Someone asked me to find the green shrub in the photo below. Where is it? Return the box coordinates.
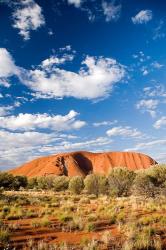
[37,176,55,190]
[53,176,69,192]
[84,174,108,196]
[0,229,10,244]
[0,172,14,190]
[58,214,73,222]
[132,173,157,198]
[85,222,96,232]
[146,165,166,187]
[12,175,28,190]
[108,167,136,197]
[69,176,84,194]
[27,177,38,189]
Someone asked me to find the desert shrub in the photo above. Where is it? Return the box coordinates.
[27,177,38,189]
[123,225,162,250]
[40,217,51,227]
[31,219,40,228]
[146,165,166,187]
[85,222,96,232]
[0,229,10,244]
[0,172,27,190]
[12,175,28,190]
[0,172,14,190]
[69,176,84,194]
[108,167,136,197]
[58,214,73,222]
[132,173,157,198]
[84,174,108,196]
[37,176,55,190]
[53,176,69,192]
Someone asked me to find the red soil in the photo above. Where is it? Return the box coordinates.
[9,151,157,177]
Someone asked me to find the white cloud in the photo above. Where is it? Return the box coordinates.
[67,0,82,8]
[53,136,112,151]
[41,54,74,70]
[21,55,126,100]
[0,106,14,116]
[151,61,163,69]
[0,48,18,78]
[12,0,45,40]
[102,1,121,22]
[0,130,62,169]
[132,10,153,24]
[143,85,166,98]
[0,48,126,100]
[0,110,86,131]
[125,139,166,151]
[153,20,165,40]
[93,120,117,127]
[0,131,113,170]
[136,99,159,110]
[154,116,166,129]
[136,99,159,117]
[106,126,143,138]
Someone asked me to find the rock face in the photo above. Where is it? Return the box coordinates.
[9,151,157,178]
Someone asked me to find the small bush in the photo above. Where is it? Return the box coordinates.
[12,175,28,190]
[58,214,73,223]
[146,165,166,187]
[53,176,69,192]
[85,222,96,232]
[132,173,157,198]
[84,174,108,196]
[0,229,10,244]
[27,177,38,189]
[108,167,136,197]
[69,176,84,194]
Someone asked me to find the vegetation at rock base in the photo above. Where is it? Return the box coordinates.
[0,165,166,249]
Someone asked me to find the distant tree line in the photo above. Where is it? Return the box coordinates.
[1,165,166,198]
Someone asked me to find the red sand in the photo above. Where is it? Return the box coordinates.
[9,151,157,177]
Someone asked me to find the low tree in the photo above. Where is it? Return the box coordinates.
[27,177,38,189]
[132,173,157,198]
[108,167,136,197]
[0,172,14,190]
[146,165,166,187]
[37,176,55,190]
[53,176,69,192]
[12,176,28,190]
[69,176,84,194]
[84,174,108,197]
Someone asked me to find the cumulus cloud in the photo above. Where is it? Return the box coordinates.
[41,54,74,70]
[0,48,19,78]
[106,126,143,138]
[154,116,166,129]
[0,48,125,100]
[132,10,153,24]
[93,120,117,127]
[102,1,121,22]
[22,55,126,100]
[0,129,112,169]
[0,110,86,131]
[0,106,15,116]
[67,0,82,8]
[0,48,126,100]
[125,139,166,152]
[136,99,159,117]
[143,85,166,98]
[0,130,63,169]
[12,0,45,40]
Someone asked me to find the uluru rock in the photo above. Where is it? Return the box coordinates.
[9,151,157,178]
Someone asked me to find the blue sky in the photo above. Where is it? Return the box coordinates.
[0,0,166,170]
